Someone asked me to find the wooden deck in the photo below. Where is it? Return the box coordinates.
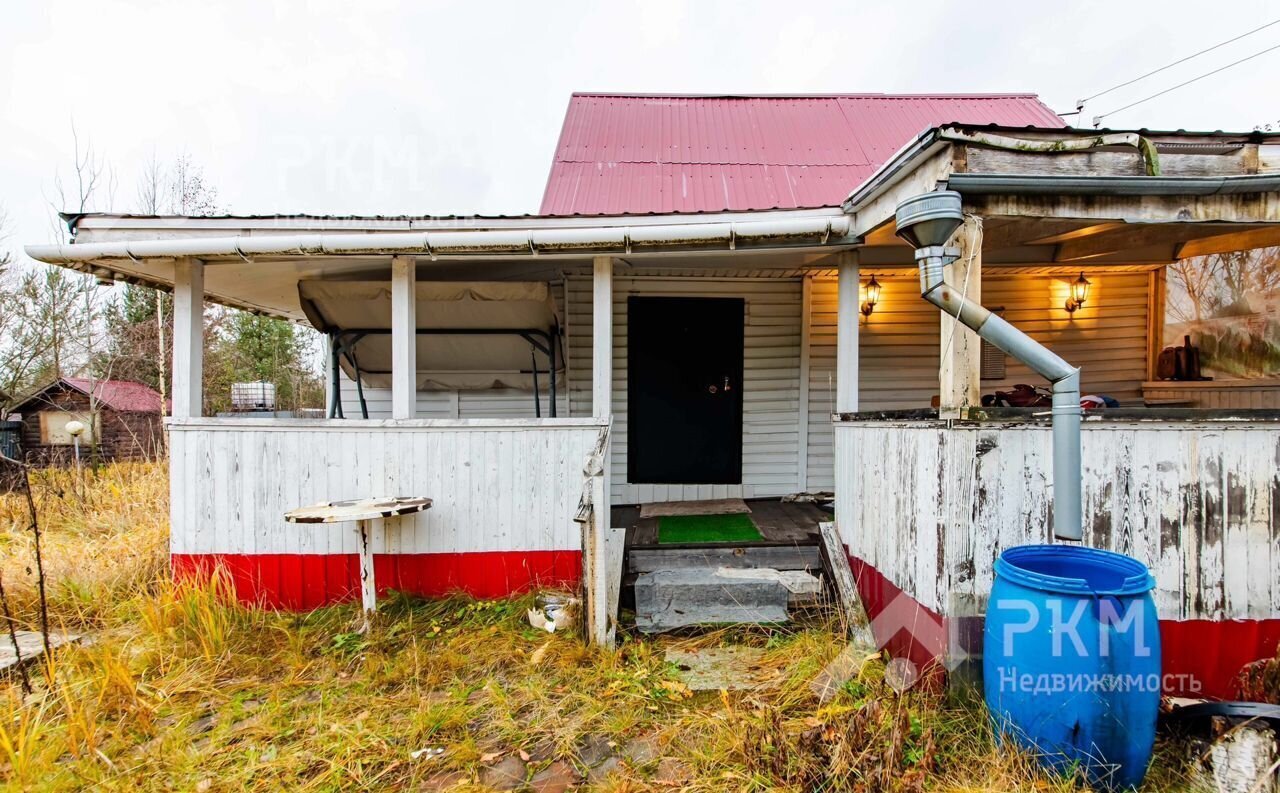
[615,499,830,549]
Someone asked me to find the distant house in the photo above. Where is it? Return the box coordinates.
[10,377,166,465]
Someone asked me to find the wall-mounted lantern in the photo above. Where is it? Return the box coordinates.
[1065,272,1091,314]
[861,275,881,318]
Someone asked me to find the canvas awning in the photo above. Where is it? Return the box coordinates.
[299,281,563,392]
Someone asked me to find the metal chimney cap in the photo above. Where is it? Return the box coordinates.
[894,190,964,250]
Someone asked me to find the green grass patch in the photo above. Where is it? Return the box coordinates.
[657,512,763,544]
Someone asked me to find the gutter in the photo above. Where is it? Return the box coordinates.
[26,215,856,265]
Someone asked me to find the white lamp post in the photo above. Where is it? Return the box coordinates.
[65,419,86,496]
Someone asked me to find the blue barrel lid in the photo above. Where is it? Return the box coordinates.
[994,544,1156,596]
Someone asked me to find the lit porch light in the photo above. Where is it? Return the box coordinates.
[1065,272,1091,314]
[861,275,881,318]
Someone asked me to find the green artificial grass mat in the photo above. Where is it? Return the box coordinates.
[657,513,763,544]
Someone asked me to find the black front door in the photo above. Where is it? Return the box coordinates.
[627,296,744,484]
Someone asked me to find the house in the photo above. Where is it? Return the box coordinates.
[10,377,166,465]
[26,93,1280,697]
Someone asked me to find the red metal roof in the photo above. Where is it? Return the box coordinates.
[540,93,1065,215]
[62,378,165,413]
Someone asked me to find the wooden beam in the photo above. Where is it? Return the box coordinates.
[1024,222,1125,246]
[978,219,1118,251]
[939,218,982,417]
[391,255,416,419]
[1175,224,1280,259]
[171,257,204,420]
[1055,223,1226,261]
[836,251,860,413]
[964,193,1280,225]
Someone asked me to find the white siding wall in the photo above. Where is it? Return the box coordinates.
[338,376,569,419]
[981,273,1151,402]
[170,418,604,556]
[566,273,804,504]
[329,269,1152,505]
[810,271,1152,490]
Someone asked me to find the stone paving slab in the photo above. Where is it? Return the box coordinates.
[0,630,80,674]
[665,646,779,691]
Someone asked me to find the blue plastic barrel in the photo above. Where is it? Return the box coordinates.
[983,545,1160,791]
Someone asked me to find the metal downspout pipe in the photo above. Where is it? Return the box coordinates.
[894,192,1083,541]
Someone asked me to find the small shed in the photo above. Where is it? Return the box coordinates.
[11,377,166,465]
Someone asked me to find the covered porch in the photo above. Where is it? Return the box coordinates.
[29,210,858,644]
[834,124,1280,696]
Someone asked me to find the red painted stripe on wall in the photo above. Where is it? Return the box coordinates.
[848,553,1280,699]
[1161,618,1280,699]
[172,551,582,610]
[848,555,948,678]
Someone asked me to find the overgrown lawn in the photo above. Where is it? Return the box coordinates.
[1,463,1200,791]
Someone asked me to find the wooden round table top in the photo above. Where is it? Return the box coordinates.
[283,497,432,524]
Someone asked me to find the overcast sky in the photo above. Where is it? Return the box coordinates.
[3,0,1278,266]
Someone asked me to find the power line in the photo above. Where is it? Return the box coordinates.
[1081,18,1280,104]
[1092,41,1280,127]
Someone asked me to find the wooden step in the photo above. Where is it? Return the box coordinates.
[632,567,824,634]
[626,543,822,574]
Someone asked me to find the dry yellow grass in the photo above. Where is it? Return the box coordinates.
[0,462,1201,791]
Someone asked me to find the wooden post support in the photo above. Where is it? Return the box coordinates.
[592,256,613,419]
[391,255,417,420]
[588,260,617,647]
[357,518,376,631]
[938,217,982,418]
[171,257,204,419]
[835,251,860,414]
[796,274,813,491]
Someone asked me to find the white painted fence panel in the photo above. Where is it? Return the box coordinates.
[835,418,1280,621]
[169,418,606,556]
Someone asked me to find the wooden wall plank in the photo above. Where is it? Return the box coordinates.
[834,420,1280,621]
[169,422,604,558]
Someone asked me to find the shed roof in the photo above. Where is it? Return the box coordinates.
[12,378,165,414]
[539,93,1065,215]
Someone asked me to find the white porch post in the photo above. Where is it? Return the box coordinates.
[938,218,983,417]
[796,274,813,492]
[592,256,613,418]
[835,251,860,414]
[586,255,616,646]
[171,257,204,419]
[391,255,417,420]
[833,251,861,563]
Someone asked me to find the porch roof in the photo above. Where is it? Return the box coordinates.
[26,208,856,321]
[24,124,1280,324]
[842,123,1280,265]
